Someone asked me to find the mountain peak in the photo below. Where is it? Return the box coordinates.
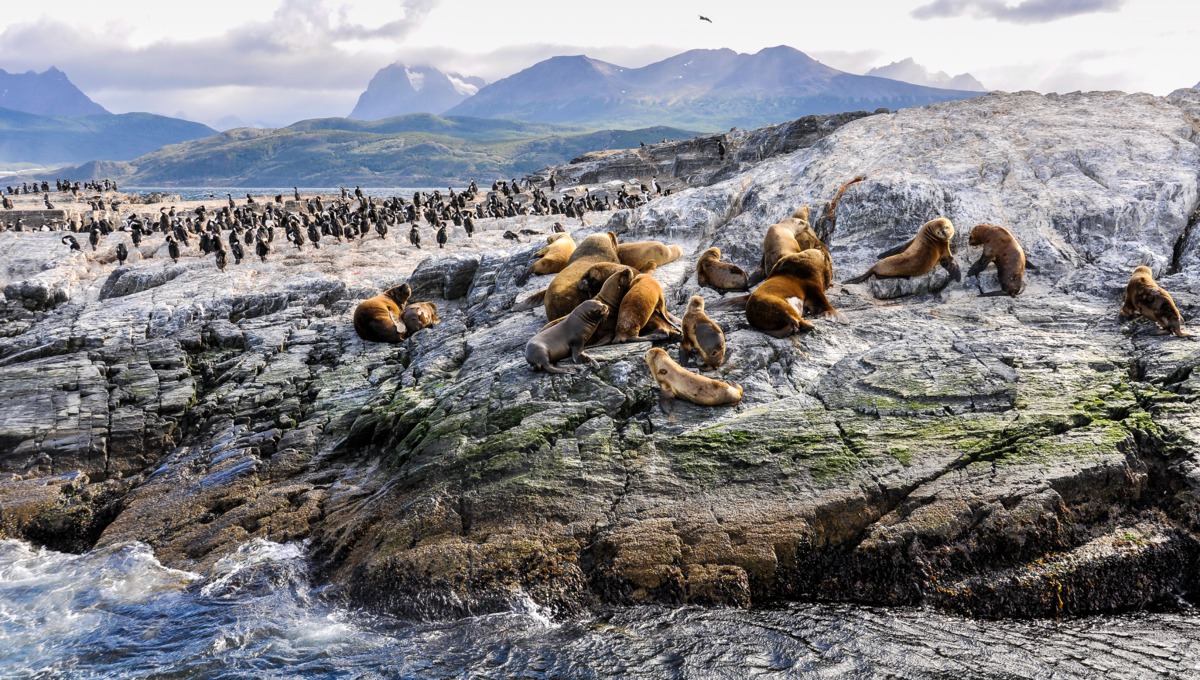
[866,58,987,92]
[348,62,486,121]
[0,66,109,116]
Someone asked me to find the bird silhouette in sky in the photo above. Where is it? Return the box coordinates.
[699,15,712,22]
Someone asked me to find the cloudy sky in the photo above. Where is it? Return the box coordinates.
[1,0,1195,129]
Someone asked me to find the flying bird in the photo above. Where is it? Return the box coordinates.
[699,15,712,22]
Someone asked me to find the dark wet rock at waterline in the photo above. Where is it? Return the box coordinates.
[3,89,1200,621]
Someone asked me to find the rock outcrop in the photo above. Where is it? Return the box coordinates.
[3,89,1200,621]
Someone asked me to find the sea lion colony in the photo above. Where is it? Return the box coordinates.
[362,176,1188,417]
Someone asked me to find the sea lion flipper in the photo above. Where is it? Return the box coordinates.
[657,387,677,419]
[708,294,751,311]
[940,257,962,282]
[512,289,547,312]
[843,270,872,285]
[747,267,767,287]
[966,254,991,278]
[877,238,914,260]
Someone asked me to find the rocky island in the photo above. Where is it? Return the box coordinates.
[2,88,1200,622]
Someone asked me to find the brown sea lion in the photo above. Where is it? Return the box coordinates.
[645,347,743,420]
[401,301,441,336]
[518,233,576,285]
[746,249,845,338]
[541,265,637,346]
[613,273,682,343]
[576,262,637,298]
[680,296,726,370]
[696,247,749,293]
[542,232,621,319]
[756,205,834,286]
[352,283,411,343]
[525,300,611,373]
[844,217,961,285]
[617,241,684,272]
[1119,266,1189,336]
[967,223,1026,296]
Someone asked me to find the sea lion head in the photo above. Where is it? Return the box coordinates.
[384,283,412,305]
[791,205,811,224]
[968,223,995,247]
[577,299,610,324]
[687,295,706,313]
[644,346,670,375]
[701,246,721,261]
[921,217,955,244]
[1131,265,1154,281]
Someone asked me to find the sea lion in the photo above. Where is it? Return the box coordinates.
[644,347,743,419]
[525,299,611,374]
[352,283,412,343]
[542,231,621,319]
[401,301,441,336]
[680,296,726,369]
[518,233,577,285]
[1119,266,1189,336]
[967,223,1026,296]
[746,249,845,338]
[617,241,684,272]
[756,206,833,285]
[613,273,682,343]
[845,217,961,285]
[696,247,749,293]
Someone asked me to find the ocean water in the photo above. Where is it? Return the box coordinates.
[2,538,1199,678]
[125,187,460,202]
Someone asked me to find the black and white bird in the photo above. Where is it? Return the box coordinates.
[116,242,128,265]
[436,224,448,248]
[256,238,270,263]
[62,234,81,251]
[166,235,180,263]
[409,224,421,249]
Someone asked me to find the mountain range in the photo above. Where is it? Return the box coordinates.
[865,58,987,92]
[349,65,486,121]
[0,67,109,117]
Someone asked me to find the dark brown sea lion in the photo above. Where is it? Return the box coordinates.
[525,299,611,373]
[1119,266,1189,336]
[352,283,411,343]
[645,347,743,420]
[756,205,834,286]
[696,247,749,293]
[680,296,726,370]
[613,273,681,343]
[844,217,960,284]
[401,301,441,336]
[617,241,683,272]
[746,249,845,338]
[967,223,1026,296]
[541,265,637,346]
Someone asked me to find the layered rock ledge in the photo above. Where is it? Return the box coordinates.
[3,89,1200,620]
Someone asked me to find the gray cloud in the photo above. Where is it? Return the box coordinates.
[911,0,1124,24]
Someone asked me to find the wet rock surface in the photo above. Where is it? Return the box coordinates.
[3,89,1200,620]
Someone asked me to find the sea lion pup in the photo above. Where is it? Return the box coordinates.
[617,240,684,272]
[967,223,1026,296]
[525,300,611,374]
[746,249,845,338]
[1119,266,1190,336]
[844,217,961,285]
[352,283,411,343]
[696,246,749,293]
[401,301,441,336]
[613,273,682,343]
[644,347,742,419]
[516,231,621,318]
[517,233,576,285]
[680,296,726,370]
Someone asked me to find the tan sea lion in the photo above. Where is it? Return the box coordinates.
[401,301,441,336]
[756,205,834,286]
[967,223,1026,296]
[746,249,845,338]
[352,283,411,343]
[613,273,682,343]
[617,241,684,272]
[696,247,749,293]
[844,217,961,284]
[645,347,743,419]
[518,233,576,285]
[541,232,621,319]
[541,265,636,346]
[680,296,726,369]
[1119,266,1189,336]
[525,299,611,373]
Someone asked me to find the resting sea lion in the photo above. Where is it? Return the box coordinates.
[401,301,441,336]
[576,262,636,298]
[756,205,833,286]
[514,231,620,318]
[680,296,726,369]
[617,241,683,272]
[644,347,743,419]
[541,265,636,346]
[1119,266,1189,336]
[746,249,845,338]
[845,217,961,285]
[696,247,749,293]
[967,223,1025,296]
[613,273,682,343]
[518,233,576,285]
[353,283,411,343]
[525,300,611,373]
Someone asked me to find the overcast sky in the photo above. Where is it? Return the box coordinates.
[1,0,1195,129]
